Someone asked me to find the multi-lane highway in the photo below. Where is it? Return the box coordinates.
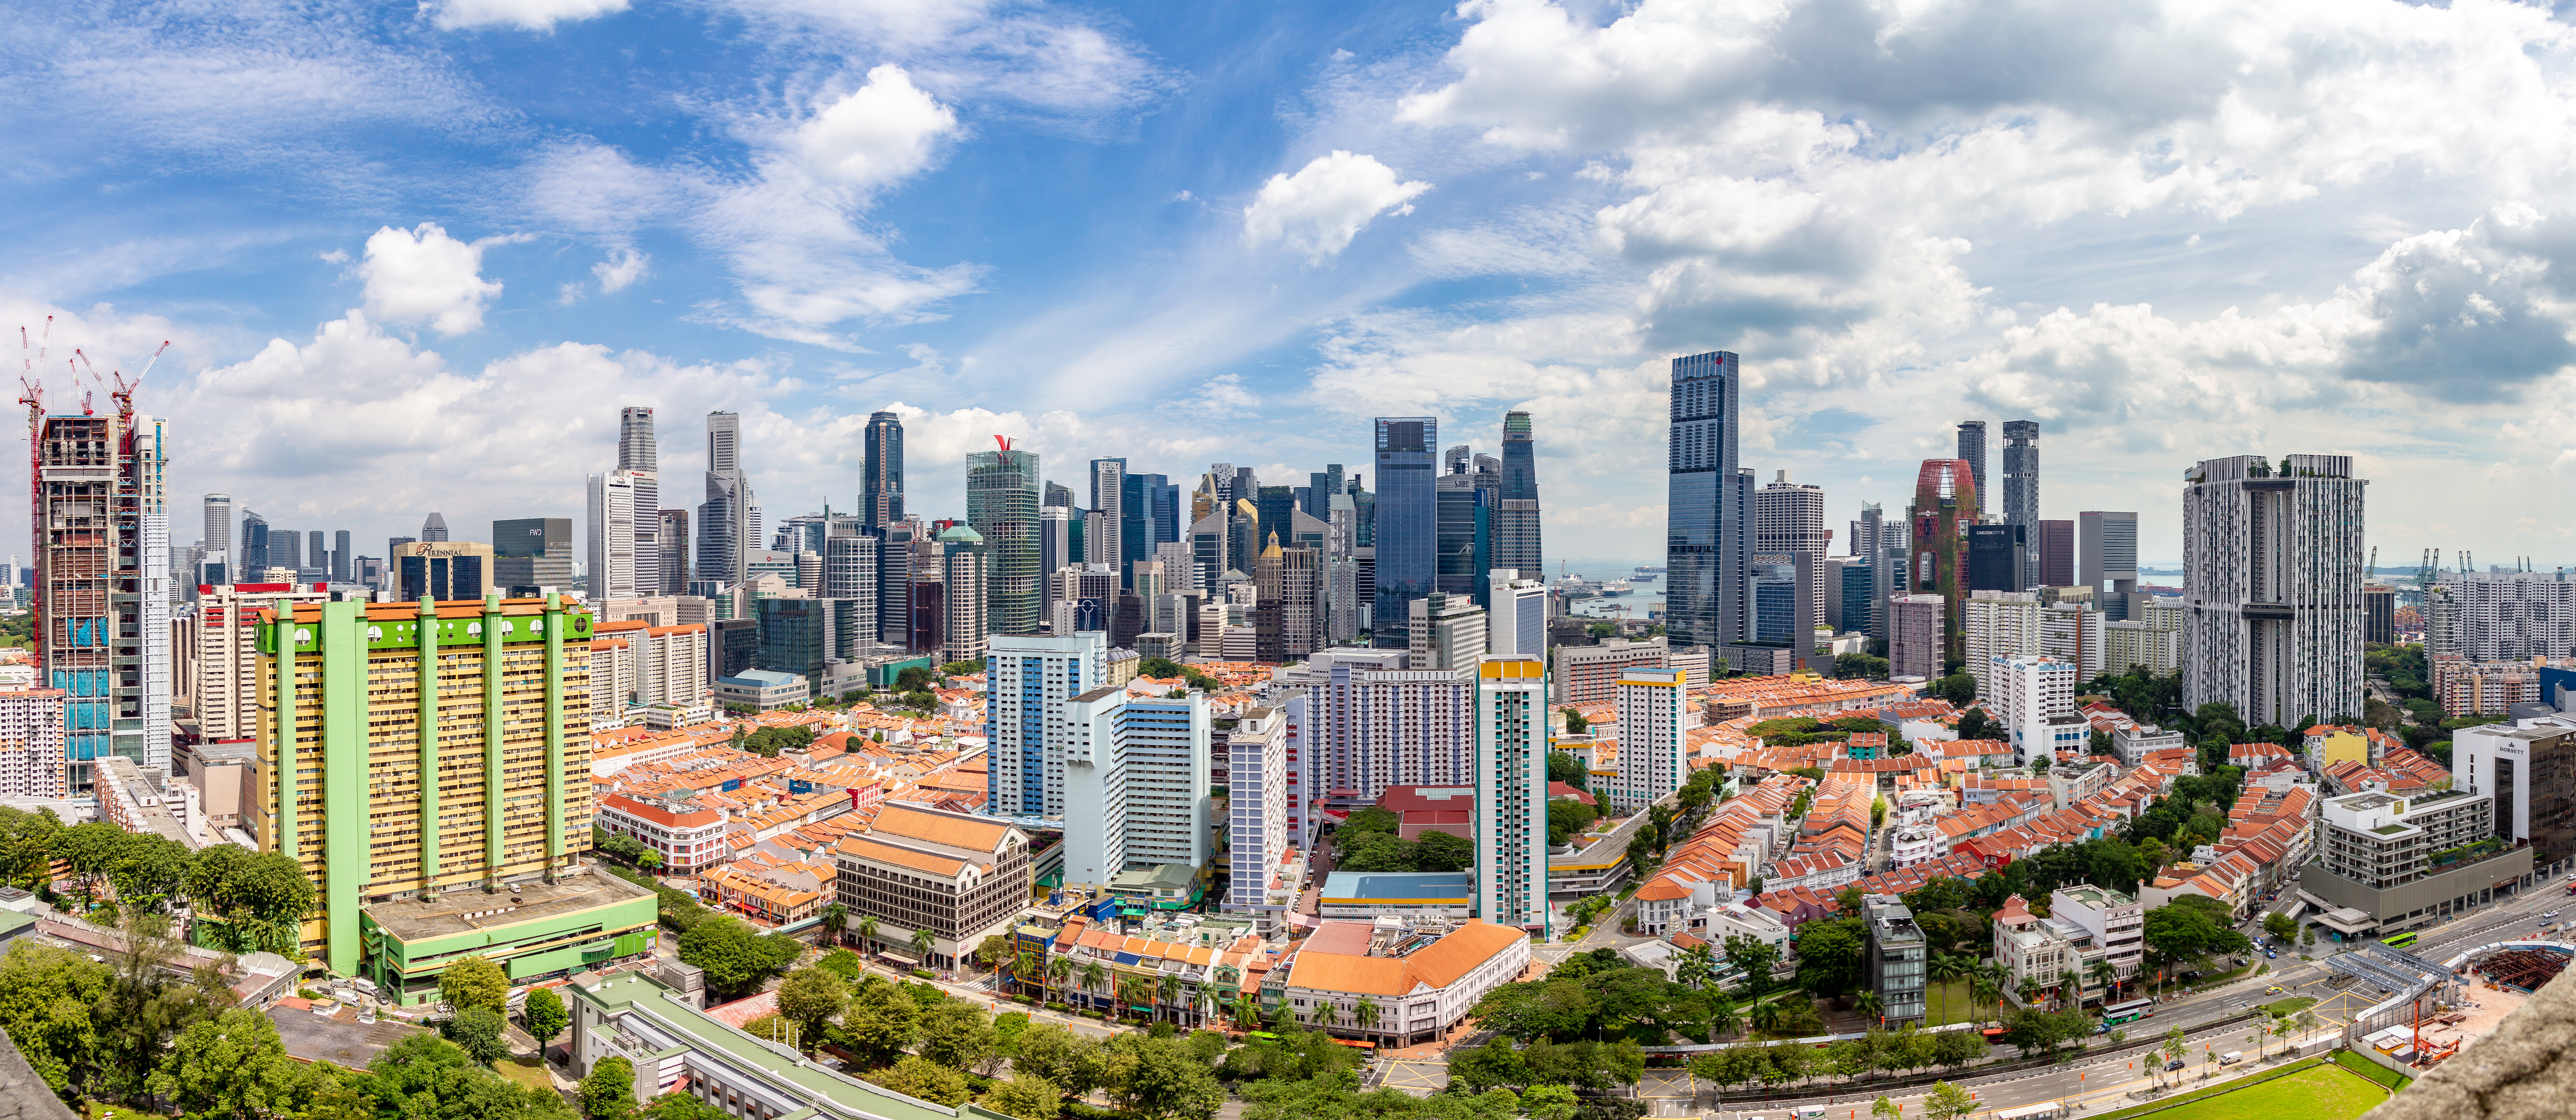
[1693,870,2572,1119]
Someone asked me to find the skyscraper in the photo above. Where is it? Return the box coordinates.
[495,517,574,594]
[1089,458,1126,580]
[588,470,647,599]
[2037,520,2075,587]
[240,510,270,576]
[861,411,904,532]
[1908,458,1979,662]
[658,509,690,594]
[421,513,449,542]
[2181,454,2368,728]
[2079,510,2140,618]
[307,531,327,575]
[1756,470,1828,623]
[1666,351,1746,651]
[1967,523,2028,592]
[2001,420,2038,582]
[203,494,233,582]
[1372,417,1438,648]
[970,441,1044,637]
[1955,421,1988,515]
[1495,411,1542,579]
[333,529,352,582]
[699,412,758,586]
[618,406,661,595]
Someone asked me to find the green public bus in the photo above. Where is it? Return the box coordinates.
[2100,998,2155,1026]
[2383,931,2420,949]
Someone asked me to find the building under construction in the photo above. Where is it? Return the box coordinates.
[19,326,172,793]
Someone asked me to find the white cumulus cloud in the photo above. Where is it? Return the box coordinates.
[1242,151,1432,264]
[357,223,507,336]
[793,66,960,190]
[592,248,649,292]
[425,0,631,32]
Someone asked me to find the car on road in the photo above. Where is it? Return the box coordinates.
[2545,911,2560,920]
[2265,985,2286,994]
[2165,1058,2186,1071]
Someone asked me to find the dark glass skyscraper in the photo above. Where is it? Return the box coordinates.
[1371,417,1437,648]
[2002,420,2038,585]
[240,510,269,576]
[1955,421,1988,516]
[1496,410,1541,576]
[1666,352,1746,651]
[862,410,904,532]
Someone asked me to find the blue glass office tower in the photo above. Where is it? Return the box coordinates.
[1372,417,1437,648]
[1122,472,1175,576]
[862,411,904,532]
[1666,352,1747,651]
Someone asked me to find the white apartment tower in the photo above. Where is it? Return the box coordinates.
[1223,708,1293,930]
[2181,454,2368,727]
[1889,594,1945,680]
[1991,654,2082,763]
[1409,592,1488,672]
[1962,590,2044,690]
[587,469,648,600]
[2429,572,2576,660]
[185,582,329,743]
[2040,602,2105,679]
[985,631,1108,819]
[1276,650,1473,807]
[1060,687,1211,888]
[1612,668,1686,811]
[1475,656,1551,934]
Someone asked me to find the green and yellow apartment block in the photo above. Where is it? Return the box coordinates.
[254,594,657,1003]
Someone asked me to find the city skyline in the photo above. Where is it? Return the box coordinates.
[5,3,2571,564]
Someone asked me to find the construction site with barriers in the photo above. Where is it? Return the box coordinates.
[2343,939,2573,1070]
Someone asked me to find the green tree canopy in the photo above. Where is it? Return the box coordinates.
[440,954,510,1015]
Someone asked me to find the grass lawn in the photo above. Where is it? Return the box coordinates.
[2093,1062,2385,1120]
[1919,980,1985,1027]
[2262,996,2318,1017]
[496,1056,555,1093]
[2332,1050,2413,1092]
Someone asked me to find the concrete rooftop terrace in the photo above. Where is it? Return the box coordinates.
[363,868,652,942]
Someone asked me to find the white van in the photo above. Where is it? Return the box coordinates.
[2220,1051,2244,1065]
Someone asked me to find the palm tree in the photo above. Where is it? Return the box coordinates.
[1157,973,1183,1026]
[1749,999,1785,1036]
[1854,990,1884,1025]
[910,927,937,969]
[1708,995,1741,1042]
[1929,953,1968,1026]
[2294,1008,2319,1044]
[1353,998,1382,1043]
[1233,999,1259,1030]
[857,915,880,956]
[1082,961,1108,1010]
[2018,976,2044,1010]
[1047,957,1073,1006]
[2087,958,2119,1005]
[821,903,849,947]
[1969,977,2001,1027]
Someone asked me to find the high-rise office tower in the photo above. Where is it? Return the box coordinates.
[1488,570,1547,657]
[658,509,689,594]
[877,519,923,648]
[1435,460,1492,603]
[969,441,1044,637]
[253,596,596,974]
[617,406,661,596]
[821,528,878,659]
[1253,541,1324,662]
[2181,454,2368,727]
[1473,656,1550,935]
[1043,481,1073,510]
[1955,421,1988,515]
[204,494,234,582]
[1060,686,1210,888]
[421,513,450,542]
[305,531,326,576]
[333,529,352,582]
[938,526,990,664]
[2001,420,2038,581]
[1372,417,1438,647]
[1088,458,1126,579]
[1495,412,1545,579]
[588,471,647,599]
[495,517,574,594]
[1967,523,2028,592]
[241,511,270,576]
[1908,458,1979,662]
[1756,470,1829,624]
[862,411,904,532]
[274,529,302,572]
[2080,510,2140,620]
[699,412,758,586]
[1667,351,1746,651]
[2037,520,2075,587]
[1851,501,1888,640]
[1306,465,1345,518]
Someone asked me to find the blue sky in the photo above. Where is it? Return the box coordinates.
[8,0,2576,568]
